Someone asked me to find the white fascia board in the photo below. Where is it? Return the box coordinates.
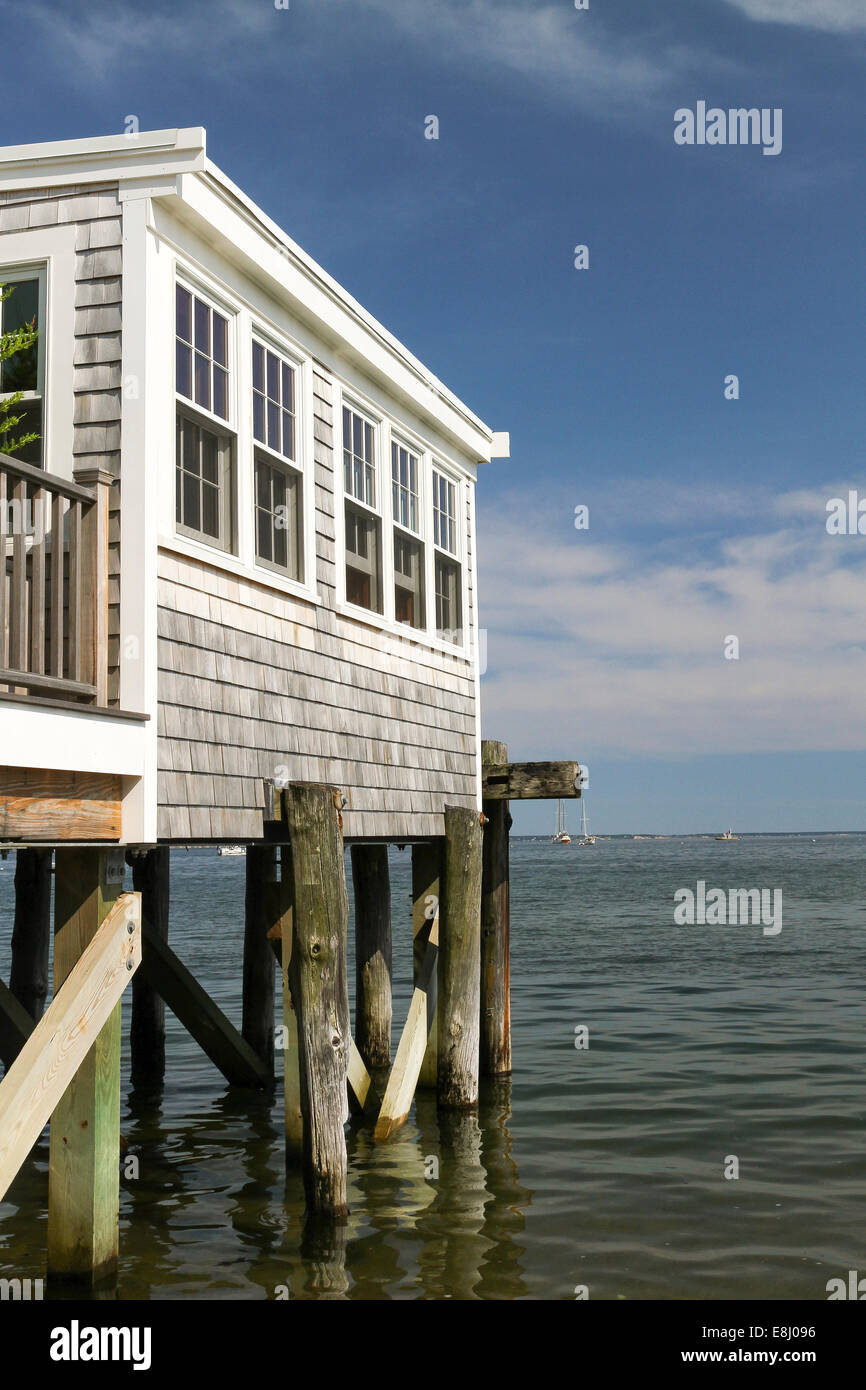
[0,127,206,192]
[0,706,148,779]
[175,164,495,463]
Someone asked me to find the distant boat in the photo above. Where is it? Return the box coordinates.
[577,798,596,846]
[218,844,247,856]
[715,829,739,841]
[552,800,571,844]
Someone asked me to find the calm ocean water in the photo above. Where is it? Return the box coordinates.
[1,834,864,1301]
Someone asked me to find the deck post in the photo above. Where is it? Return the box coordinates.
[47,846,123,1286]
[481,740,512,1076]
[285,783,350,1218]
[350,844,392,1071]
[437,805,483,1110]
[243,843,277,1076]
[129,845,170,1088]
[412,841,442,1088]
[9,847,52,1021]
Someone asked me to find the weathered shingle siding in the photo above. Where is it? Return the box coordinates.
[157,363,478,840]
[0,183,123,703]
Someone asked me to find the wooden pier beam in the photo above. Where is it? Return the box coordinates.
[285,783,350,1218]
[437,805,483,1110]
[9,847,52,1022]
[129,846,170,1089]
[350,844,392,1071]
[412,841,442,1089]
[47,847,124,1286]
[243,844,278,1076]
[481,741,512,1076]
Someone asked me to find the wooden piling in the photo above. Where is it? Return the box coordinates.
[243,844,277,1075]
[285,783,350,1218]
[437,805,483,1110]
[350,844,392,1071]
[129,845,170,1088]
[279,844,303,1158]
[412,841,441,1089]
[481,741,512,1076]
[47,847,123,1285]
[9,848,52,1022]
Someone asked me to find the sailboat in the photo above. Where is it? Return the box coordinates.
[552,800,571,844]
[577,798,596,846]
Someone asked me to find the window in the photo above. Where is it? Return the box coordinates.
[343,404,382,612]
[176,284,229,420]
[392,440,424,629]
[255,454,302,579]
[432,467,462,642]
[176,412,233,548]
[253,341,296,461]
[175,280,234,550]
[252,339,303,581]
[343,404,375,506]
[0,270,44,466]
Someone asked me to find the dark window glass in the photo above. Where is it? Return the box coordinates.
[345,501,382,612]
[176,285,192,343]
[254,454,301,580]
[435,553,462,642]
[394,530,424,629]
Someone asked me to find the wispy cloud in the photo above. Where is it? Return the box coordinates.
[11,0,727,115]
[478,481,866,760]
[724,0,866,33]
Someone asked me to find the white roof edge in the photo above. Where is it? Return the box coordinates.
[0,127,207,191]
[0,128,499,460]
[200,157,494,454]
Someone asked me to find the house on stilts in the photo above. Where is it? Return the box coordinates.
[0,128,579,1286]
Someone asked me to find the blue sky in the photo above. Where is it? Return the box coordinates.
[3,0,864,833]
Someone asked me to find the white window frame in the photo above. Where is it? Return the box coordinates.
[391,431,426,632]
[0,263,48,467]
[339,394,386,618]
[430,459,465,647]
[334,380,470,657]
[250,330,307,585]
[174,272,237,553]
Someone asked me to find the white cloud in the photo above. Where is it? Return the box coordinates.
[14,0,713,113]
[478,483,866,761]
[724,0,866,32]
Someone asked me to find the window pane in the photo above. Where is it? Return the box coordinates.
[252,341,264,392]
[212,313,228,367]
[435,553,462,641]
[176,285,192,342]
[202,481,219,538]
[213,366,228,420]
[201,431,218,485]
[257,460,271,508]
[282,411,294,460]
[345,502,381,612]
[253,392,265,443]
[266,351,279,402]
[282,363,294,412]
[194,298,210,353]
[1,279,39,393]
[194,352,210,411]
[176,341,192,398]
[257,506,273,561]
[267,400,280,450]
[394,530,424,629]
[183,469,200,533]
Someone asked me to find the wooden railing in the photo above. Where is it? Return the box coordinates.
[0,451,111,705]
